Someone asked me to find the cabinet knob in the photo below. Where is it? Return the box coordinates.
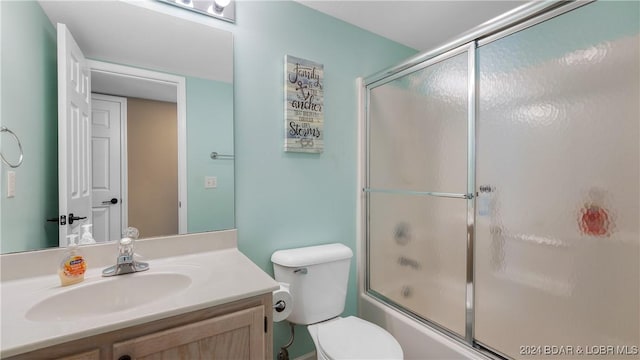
[118,356,132,360]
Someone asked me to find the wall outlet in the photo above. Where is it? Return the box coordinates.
[7,171,16,198]
[205,176,217,189]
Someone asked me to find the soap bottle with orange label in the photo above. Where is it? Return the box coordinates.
[59,234,87,286]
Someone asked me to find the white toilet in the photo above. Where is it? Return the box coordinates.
[271,243,403,360]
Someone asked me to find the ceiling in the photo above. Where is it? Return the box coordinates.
[39,0,233,83]
[295,1,529,51]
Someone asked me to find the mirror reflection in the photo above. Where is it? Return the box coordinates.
[0,0,234,253]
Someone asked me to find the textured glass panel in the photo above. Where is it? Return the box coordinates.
[475,2,640,358]
[369,52,468,193]
[368,192,467,336]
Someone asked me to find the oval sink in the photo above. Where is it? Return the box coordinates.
[26,273,191,322]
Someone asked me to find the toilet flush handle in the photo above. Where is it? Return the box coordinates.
[293,268,308,274]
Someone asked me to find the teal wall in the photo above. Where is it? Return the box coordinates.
[0,1,58,253]
[186,77,235,232]
[225,2,417,357]
[1,1,417,356]
[0,0,235,250]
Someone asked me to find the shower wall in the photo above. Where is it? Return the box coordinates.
[365,1,639,358]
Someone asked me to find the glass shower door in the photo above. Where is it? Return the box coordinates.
[475,1,640,357]
[366,48,471,337]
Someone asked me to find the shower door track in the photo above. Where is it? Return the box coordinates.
[361,1,595,359]
[364,1,592,87]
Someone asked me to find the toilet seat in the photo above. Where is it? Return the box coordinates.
[315,316,403,359]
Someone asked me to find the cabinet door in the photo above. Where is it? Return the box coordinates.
[57,349,101,360]
[113,306,265,360]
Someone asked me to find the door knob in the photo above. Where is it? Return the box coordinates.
[68,213,87,225]
[102,198,118,205]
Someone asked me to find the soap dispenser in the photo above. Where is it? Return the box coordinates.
[58,234,87,286]
[79,224,96,245]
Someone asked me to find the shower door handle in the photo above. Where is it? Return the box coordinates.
[363,188,473,199]
[422,191,472,199]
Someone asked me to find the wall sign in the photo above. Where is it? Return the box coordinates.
[284,55,324,153]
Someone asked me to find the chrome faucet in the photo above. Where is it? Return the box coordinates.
[102,228,149,277]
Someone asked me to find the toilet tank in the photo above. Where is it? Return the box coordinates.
[271,243,353,325]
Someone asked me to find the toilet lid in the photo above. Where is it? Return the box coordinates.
[317,316,403,359]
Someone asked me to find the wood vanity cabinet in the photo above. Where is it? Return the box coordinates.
[112,305,264,359]
[7,294,273,360]
[57,350,101,360]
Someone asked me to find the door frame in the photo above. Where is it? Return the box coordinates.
[88,60,188,234]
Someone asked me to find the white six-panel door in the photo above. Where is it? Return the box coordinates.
[58,23,92,246]
[91,94,125,243]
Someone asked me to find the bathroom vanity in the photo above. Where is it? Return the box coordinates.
[8,294,270,360]
[0,231,279,360]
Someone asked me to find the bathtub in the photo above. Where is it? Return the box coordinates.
[359,293,488,360]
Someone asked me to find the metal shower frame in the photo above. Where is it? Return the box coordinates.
[360,1,594,358]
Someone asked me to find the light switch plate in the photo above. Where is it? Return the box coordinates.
[205,176,217,189]
[7,171,16,198]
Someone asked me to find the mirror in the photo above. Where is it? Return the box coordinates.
[0,0,234,253]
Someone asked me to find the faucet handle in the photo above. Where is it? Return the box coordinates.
[119,236,135,257]
[102,230,148,277]
[124,226,139,239]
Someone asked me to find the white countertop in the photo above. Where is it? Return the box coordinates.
[0,231,279,358]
